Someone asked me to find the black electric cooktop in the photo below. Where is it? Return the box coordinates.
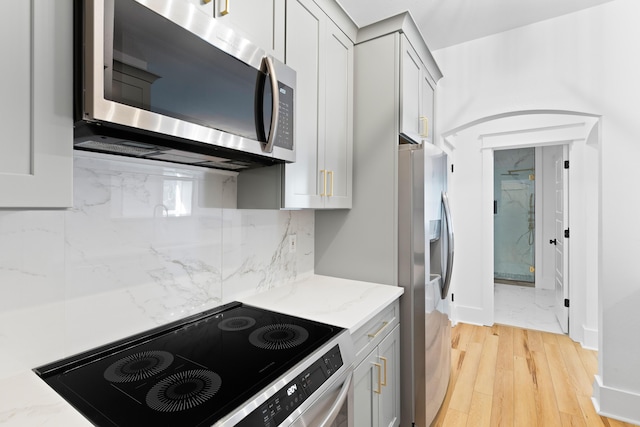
[34,302,343,426]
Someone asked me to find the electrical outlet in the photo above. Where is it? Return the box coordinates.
[288,234,297,254]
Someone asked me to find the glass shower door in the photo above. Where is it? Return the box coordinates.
[494,148,535,284]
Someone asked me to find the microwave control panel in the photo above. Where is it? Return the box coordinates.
[274,82,294,150]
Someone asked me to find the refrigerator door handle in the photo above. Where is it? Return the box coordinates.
[441,191,454,299]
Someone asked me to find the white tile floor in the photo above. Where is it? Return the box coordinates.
[494,283,565,334]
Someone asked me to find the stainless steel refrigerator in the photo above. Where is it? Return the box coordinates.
[398,143,454,427]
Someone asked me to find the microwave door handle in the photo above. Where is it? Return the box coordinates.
[441,191,455,299]
[262,56,279,153]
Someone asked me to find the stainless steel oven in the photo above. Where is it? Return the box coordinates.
[228,333,354,427]
[34,302,354,427]
[74,0,296,170]
[289,370,353,427]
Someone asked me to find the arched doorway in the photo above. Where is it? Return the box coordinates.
[440,110,599,347]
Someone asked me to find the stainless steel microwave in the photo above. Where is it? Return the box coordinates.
[74,0,296,170]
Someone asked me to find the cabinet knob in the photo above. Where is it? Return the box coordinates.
[549,239,557,245]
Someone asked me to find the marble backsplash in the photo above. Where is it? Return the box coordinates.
[0,152,314,378]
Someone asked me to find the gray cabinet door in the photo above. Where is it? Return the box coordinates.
[354,349,380,427]
[283,0,353,209]
[0,1,73,207]
[213,0,285,62]
[378,325,400,427]
[283,0,324,208]
[323,19,353,209]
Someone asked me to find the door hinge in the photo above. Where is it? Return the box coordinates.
[494,200,497,214]
[564,298,570,308]
[564,228,570,238]
[564,160,570,169]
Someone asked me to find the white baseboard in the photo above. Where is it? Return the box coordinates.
[592,375,640,425]
[451,304,492,326]
[581,325,598,350]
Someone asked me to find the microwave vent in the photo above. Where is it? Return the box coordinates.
[75,140,160,156]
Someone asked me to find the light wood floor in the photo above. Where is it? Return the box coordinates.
[431,323,638,427]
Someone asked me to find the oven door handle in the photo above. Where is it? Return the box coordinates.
[316,372,353,427]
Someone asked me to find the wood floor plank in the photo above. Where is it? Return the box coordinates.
[561,411,587,427]
[467,391,493,427]
[452,323,472,351]
[441,408,468,427]
[449,342,483,413]
[526,329,545,353]
[431,323,639,427]
[495,324,515,372]
[545,341,584,416]
[490,368,514,427]
[541,330,560,346]
[471,324,489,345]
[531,349,563,426]
[557,335,594,396]
[575,344,598,379]
[514,328,532,359]
[514,355,538,426]
[474,333,500,395]
[575,394,607,427]
[432,349,465,427]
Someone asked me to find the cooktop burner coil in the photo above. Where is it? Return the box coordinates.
[146,369,222,413]
[103,350,174,383]
[248,324,309,350]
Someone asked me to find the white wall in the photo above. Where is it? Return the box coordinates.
[0,152,314,379]
[433,0,640,422]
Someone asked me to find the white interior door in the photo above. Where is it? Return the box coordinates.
[554,145,569,333]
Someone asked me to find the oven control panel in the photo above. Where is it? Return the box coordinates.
[236,345,344,427]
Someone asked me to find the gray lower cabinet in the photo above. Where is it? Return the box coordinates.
[0,0,73,208]
[353,317,400,427]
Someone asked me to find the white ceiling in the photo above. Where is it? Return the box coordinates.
[336,0,616,50]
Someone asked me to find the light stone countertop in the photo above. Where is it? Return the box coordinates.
[240,274,403,333]
[0,275,402,426]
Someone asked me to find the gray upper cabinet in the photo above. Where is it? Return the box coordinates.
[213,0,285,62]
[283,0,354,209]
[0,0,73,208]
[400,35,436,142]
[185,0,285,63]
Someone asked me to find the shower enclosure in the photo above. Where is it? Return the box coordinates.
[494,148,535,284]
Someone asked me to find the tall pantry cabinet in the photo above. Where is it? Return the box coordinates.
[0,0,73,208]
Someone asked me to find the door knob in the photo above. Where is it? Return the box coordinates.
[549,239,557,245]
